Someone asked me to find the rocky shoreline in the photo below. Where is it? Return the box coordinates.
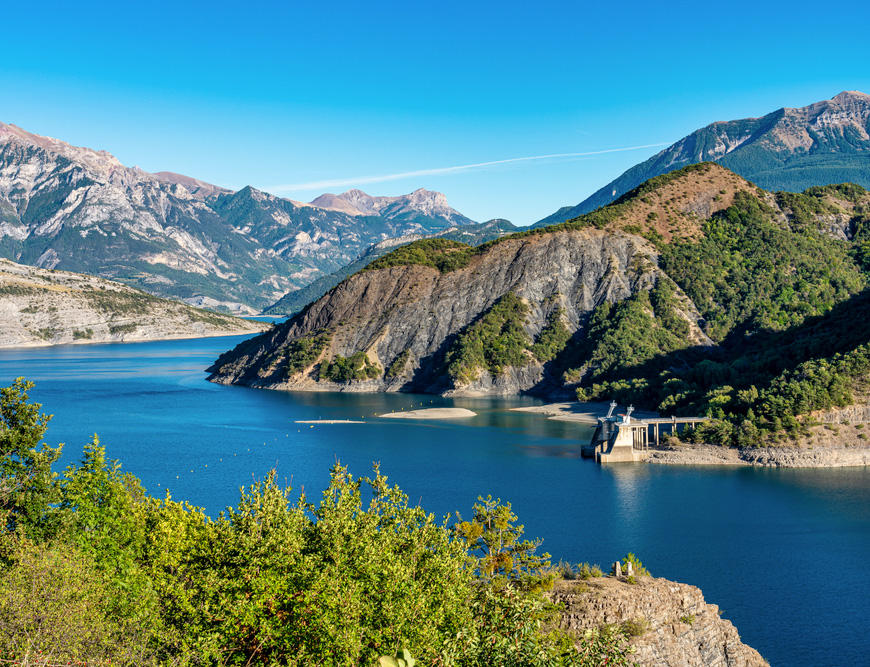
[515,401,870,468]
[0,258,267,347]
[647,442,870,468]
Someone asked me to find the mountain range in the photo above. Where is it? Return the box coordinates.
[536,90,870,226]
[0,122,483,313]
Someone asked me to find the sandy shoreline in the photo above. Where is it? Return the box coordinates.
[511,401,659,424]
[379,408,477,419]
[294,419,366,424]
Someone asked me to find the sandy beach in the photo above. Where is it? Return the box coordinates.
[378,408,477,419]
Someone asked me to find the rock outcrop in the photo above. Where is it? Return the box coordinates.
[550,576,767,666]
[0,258,266,347]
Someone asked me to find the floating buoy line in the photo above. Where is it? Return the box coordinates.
[157,401,441,489]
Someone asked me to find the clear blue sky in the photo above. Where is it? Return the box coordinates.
[4,0,870,224]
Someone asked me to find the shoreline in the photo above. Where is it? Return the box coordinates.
[379,407,477,419]
[0,327,266,350]
[648,442,870,468]
[510,401,660,423]
[516,401,870,468]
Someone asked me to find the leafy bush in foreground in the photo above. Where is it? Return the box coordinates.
[0,379,633,666]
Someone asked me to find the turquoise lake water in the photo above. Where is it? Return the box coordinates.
[1,334,868,666]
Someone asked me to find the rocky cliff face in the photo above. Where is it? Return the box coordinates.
[549,576,767,666]
[0,258,266,347]
[263,218,517,316]
[207,226,706,395]
[538,90,870,225]
[0,122,480,312]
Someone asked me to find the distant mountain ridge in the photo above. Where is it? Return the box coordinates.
[264,218,516,316]
[310,188,473,227]
[536,90,870,226]
[0,122,481,312]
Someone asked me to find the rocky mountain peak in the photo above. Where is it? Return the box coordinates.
[310,187,472,226]
[537,91,870,226]
[0,121,126,177]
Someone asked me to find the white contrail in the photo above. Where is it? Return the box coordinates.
[268,142,668,192]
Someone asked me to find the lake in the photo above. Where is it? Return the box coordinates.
[1,334,868,666]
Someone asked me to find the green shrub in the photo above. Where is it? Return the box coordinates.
[364,238,473,273]
[319,351,382,382]
[286,330,331,375]
[385,349,411,379]
[530,307,572,362]
[577,562,605,580]
[620,618,650,637]
[622,552,650,577]
[446,293,532,383]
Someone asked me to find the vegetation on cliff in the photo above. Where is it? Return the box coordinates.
[286,330,332,375]
[0,379,634,665]
[363,238,473,273]
[579,189,870,446]
[445,293,532,383]
[319,351,382,382]
[659,191,864,340]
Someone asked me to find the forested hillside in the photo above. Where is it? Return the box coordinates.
[210,163,870,448]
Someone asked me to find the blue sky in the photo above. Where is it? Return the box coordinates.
[4,0,870,224]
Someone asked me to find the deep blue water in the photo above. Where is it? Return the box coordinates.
[2,335,869,667]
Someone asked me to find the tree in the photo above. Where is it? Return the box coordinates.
[0,378,61,537]
[454,495,551,590]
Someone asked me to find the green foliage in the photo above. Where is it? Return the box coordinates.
[364,238,473,273]
[446,293,532,383]
[319,351,382,382]
[622,552,650,577]
[660,191,865,341]
[109,322,138,335]
[378,647,416,667]
[286,330,331,375]
[0,378,61,537]
[454,494,552,591]
[620,618,650,637]
[567,284,690,387]
[680,614,696,625]
[554,561,604,581]
[59,437,159,635]
[530,307,572,362]
[578,562,605,579]
[385,348,411,379]
[0,539,153,664]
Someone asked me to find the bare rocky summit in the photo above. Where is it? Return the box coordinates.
[310,187,473,227]
[0,258,266,347]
